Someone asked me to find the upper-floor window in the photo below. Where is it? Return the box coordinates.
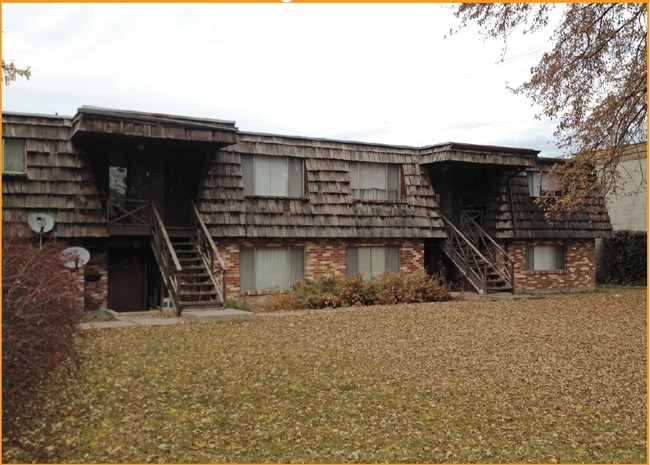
[241,154,303,197]
[528,172,564,197]
[350,162,400,201]
[2,138,26,175]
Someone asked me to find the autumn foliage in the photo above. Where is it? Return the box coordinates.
[268,270,452,310]
[2,225,83,434]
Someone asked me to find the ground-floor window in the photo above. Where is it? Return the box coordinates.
[240,247,304,291]
[346,246,399,280]
[525,245,565,271]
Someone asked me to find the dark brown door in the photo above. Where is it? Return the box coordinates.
[165,157,201,227]
[108,247,145,312]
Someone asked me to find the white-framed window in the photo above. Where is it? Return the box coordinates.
[241,154,303,197]
[346,246,400,280]
[525,245,565,271]
[2,138,26,174]
[528,172,564,197]
[350,162,400,201]
[240,247,304,291]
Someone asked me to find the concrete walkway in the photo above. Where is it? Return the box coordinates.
[81,292,543,330]
[80,308,253,330]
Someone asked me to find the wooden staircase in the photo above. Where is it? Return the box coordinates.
[172,236,225,310]
[440,212,514,294]
[150,201,226,316]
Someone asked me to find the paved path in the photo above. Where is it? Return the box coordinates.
[81,293,542,330]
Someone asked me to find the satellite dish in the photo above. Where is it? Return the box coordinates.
[27,213,55,233]
[61,247,91,270]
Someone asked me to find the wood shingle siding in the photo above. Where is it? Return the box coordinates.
[490,170,612,239]
[199,133,445,239]
[2,113,108,238]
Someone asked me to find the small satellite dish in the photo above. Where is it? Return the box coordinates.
[27,213,55,234]
[61,247,90,270]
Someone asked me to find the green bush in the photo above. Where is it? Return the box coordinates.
[598,231,646,285]
[268,270,452,310]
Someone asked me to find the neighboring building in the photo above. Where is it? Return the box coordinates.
[1,107,613,313]
[594,142,646,282]
[603,142,647,232]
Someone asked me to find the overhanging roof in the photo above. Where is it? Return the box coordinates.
[71,105,239,145]
[419,142,539,167]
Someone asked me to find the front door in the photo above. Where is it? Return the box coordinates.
[108,247,145,311]
[165,156,202,227]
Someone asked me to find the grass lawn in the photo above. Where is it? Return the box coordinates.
[4,288,646,463]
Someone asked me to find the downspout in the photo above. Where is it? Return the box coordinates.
[505,167,528,295]
[506,168,527,240]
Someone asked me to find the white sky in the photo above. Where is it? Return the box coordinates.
[2,3,562,156]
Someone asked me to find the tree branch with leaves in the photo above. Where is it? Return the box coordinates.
[453,3,647,219]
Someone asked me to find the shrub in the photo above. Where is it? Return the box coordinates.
[598,231,646,285]
[2,225,83,436]
[266,292,299,311]
[276,271,452,310]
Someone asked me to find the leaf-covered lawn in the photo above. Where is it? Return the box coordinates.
[5,289,646,463]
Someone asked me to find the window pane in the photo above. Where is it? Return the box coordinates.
[241,155,254,195]
[255,248,290,289]
[553,246,565,269]
[268,157,288,197]
[386,247,400,273]
[3,138,26,173]
[240,249,254,291]
[387,165,400,200]
[370,247,386,278]
[358,247,372,280]
[346,247,358,276]
[527,245,564,271]
[289,248,304,285]
[254,156,271,196]
[528,172,541,197]
[288,158,303,197]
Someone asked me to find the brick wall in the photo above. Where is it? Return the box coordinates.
[508,239,596,292]
[213,238,425,296]
[83,245,108,311]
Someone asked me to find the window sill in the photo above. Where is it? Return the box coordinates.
[351,199,403,205]
[524,269,567,275]
[240,288,292,296]
[2,172,28,177]
[244,195,308,201]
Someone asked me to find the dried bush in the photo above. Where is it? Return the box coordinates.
[2,224,83,436]
[270,271,452,310]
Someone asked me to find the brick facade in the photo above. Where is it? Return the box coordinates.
[83,245,108,311]
[508,239,596,292]
[213,238,425,296]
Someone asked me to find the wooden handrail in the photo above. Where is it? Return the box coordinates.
[105,198,152,225]
[152,206,182,272]
[191,200,226,270]
[461,211,515,263]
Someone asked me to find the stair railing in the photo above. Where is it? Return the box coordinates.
[460,211,515,290]
[150,205,183,315]
[190,200,226,304]
[440,215,490,294]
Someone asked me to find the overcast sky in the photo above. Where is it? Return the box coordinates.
[2,3,562,156]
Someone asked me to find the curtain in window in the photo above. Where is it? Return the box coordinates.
[526,245,565,270]
[347,247,400,280]
[3,139,26,173]
[240,248,304,290]
[241,155,302,197]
